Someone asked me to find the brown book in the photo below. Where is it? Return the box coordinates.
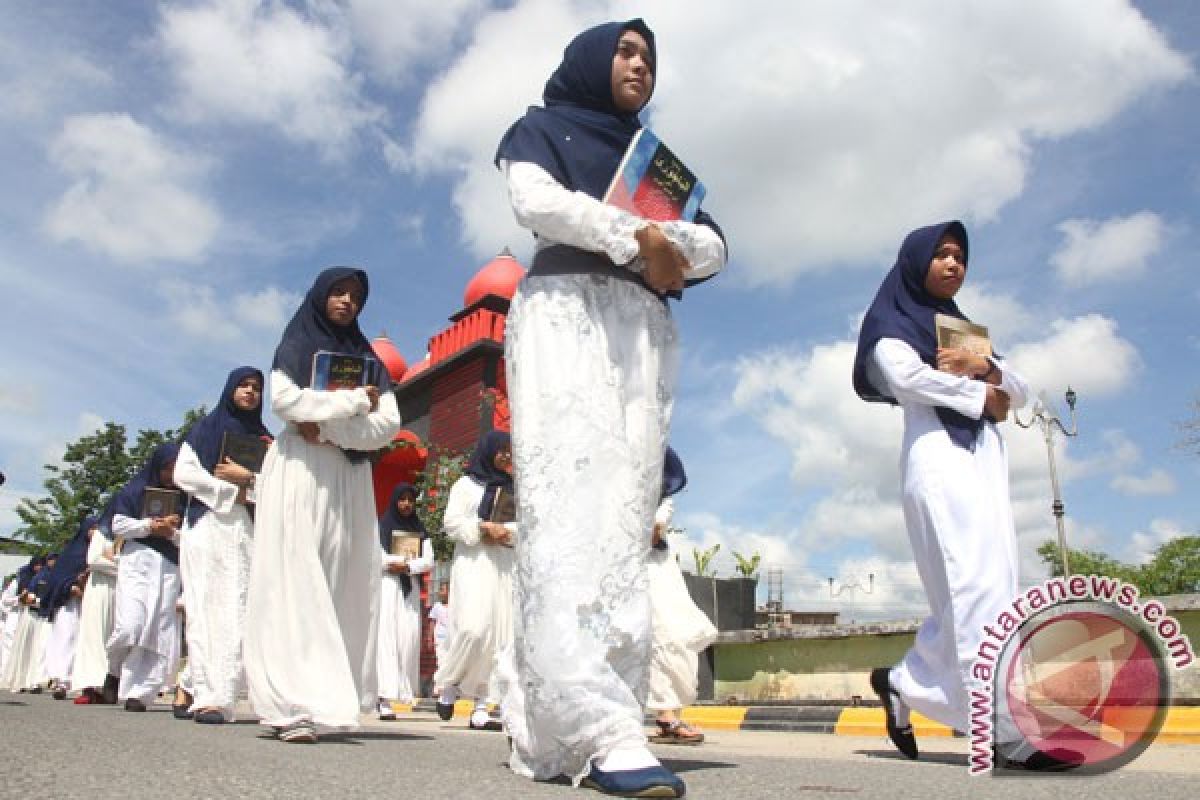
[935,313,992,359]
[390,532,421,560]
[489,487,516,525]
[140,488,184,519]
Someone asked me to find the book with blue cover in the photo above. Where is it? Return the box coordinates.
[311,350,380,391]
[603,128,705,222]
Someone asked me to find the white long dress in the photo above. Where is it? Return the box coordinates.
[71,532,119,691]
[174,441,255,720]
[0,579,19,676]
[870,338,1029,735]
[106,521,182,705]
[244,371,401,730]
[376,538,433,703]
[645,499,718,712]
[2,604,50,690]
[433,476,516,702]
[498,160,725,783]
[43,594,82,687]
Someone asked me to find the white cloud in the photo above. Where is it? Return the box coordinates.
[0,43,111,124]
[43,113,219,263]
[158,0,384,158]
[343,0,487,87]
[1111,468,1177,497]
[0,385,41,415]
[1006,314,1139,400]
[1127,518,1188,565]
[405,1,1190,278]
[1050,211,1167,286]
[159,280,300,342]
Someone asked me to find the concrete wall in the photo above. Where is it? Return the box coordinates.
[713,595,1200,704]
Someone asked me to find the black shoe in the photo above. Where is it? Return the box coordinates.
[124,698,147,712]
[582,764,685,798]
[435,701,455,721]
[194,709,226,725]
[29,686,43,695]
[1000,747,1084,772]
[100,674,118,705]
[870,667,918,760]
[52,686,68,700]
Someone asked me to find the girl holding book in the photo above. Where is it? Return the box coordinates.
[71,510,120,704]
[244,267,401,744]
[0,554,49,692]
[493,18,725,796]
[36,516,93,699]
[851,221,1040,765]
[432,430,515,730]
[173,366,271,724]
[105,442,184,711]
[375,482,433,719]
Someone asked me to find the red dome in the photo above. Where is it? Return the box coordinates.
[463,248,526,307]
[371,334,408,381]
[400,355,430,383]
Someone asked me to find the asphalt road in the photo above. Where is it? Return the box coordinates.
[2,692,1197,799]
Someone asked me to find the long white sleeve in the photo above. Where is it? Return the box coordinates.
[873,338,988,419]
[85,529,118,577]
[270,368,371,424]
[1,581,18,613]
[112,513,155,540]
[318,391,402,452]
[991,355,1031,411]
[407,538,434,576]
[443,476,485,547]
[654,497,674,527]
[173,442,240,518]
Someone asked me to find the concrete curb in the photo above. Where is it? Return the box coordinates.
[400,701,1200,743]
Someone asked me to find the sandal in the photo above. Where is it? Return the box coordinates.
[650,719,705,745]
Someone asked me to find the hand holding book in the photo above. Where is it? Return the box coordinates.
[636,224,686,293]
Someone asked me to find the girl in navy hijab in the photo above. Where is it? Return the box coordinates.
[173,366,272,724]
[432,431,516,732]
[107,442,185,711]
[852,221,1039,766]
[0,555,46,690]
[244,267,401,744]
[38,516,94,698]
[496,21,721,796]
[374,482,433,718]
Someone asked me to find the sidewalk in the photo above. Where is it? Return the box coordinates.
[402,699,1200,743]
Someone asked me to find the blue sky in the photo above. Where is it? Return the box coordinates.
[1,1,1196,619]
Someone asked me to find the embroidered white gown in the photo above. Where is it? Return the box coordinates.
[497,160,725,783]
[376,538,433,703]
[432,476,516,702]
[870,338,1029,735]
[71,532,119,690]
[174,441,256,720]
[645,499,718,711]
[244,371,401,730]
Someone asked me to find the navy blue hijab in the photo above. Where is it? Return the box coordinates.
[654,446,687,550]
[465,431,514,520]
[103,442,182,563]
[14,555,45,594]
[496,19,724,292]
[378,482,426,595]
[273,267,389,463]
[35,516,95,618]
[852,220,983,450]
[183,366,272,526]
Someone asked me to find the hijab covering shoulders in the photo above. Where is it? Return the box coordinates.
[35,515,95,617]
[15,555,46,594]
[272,267,390,392]
[661,446,687,501]
[378,482,427,596]
[183,366,272,526]
[464,430,514,520]
[851,220,983,449]
[107,442,182,523]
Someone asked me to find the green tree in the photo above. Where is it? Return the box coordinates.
[12,409,204,554]
[691,543,720,577]
[414,447,469,562]
[1139,536,1200,595]
[732,550,762,578]
[1036,540,1141,585]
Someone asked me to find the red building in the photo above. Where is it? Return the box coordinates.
[369,248,525,693]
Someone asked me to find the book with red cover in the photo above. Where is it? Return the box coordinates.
[603,128,705,222]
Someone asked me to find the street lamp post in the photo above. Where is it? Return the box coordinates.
[1015,387,1079,576]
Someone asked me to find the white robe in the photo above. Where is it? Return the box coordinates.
[106,523,182,704]
[376,538,433,703]
[244,370,401,730]
[0,579,19,676]
[870,338,1029,735]
[71,532,119,690]
[44,595,82,685]
[2,605,50,690]
[175,441,255,720]
[646,499,717,712]
[497,159,725,783]
[432,476,516,702]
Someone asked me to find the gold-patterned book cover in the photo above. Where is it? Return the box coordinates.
[935,313,992,358]
[390,532,421,559]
